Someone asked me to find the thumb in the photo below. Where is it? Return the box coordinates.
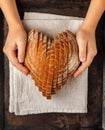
[18,42,26,63]
[77,38,87,62]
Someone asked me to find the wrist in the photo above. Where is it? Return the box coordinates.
[9,22,24,31]
[82,0,105,34]
[80,21,96,33]
[0,0,23,31]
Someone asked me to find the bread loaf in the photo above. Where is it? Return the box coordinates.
[24,30,80,99]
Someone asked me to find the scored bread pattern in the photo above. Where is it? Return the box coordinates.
[24,30,80,99]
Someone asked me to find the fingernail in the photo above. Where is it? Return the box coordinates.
[73,74,77,78]
[80,57,85,62]
[73,73,77,78]
[23,71,28,75]
[18,58,24,63]
[25,69,29,75]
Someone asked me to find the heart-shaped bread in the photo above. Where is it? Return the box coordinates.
[24,30,80,99]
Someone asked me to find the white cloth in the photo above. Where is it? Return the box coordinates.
[9,12,88,115]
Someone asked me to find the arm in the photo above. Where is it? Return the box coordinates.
[74,0,105,77]
[0,0,29,74]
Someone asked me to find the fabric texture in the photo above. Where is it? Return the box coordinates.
[9,12,88,115]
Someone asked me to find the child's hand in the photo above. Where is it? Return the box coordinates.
[3,25,29,75]
[73,25,97,78]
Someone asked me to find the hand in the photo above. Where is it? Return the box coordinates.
[73,25,97,78]
[3,25,29,75]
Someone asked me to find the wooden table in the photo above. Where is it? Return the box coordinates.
[0,0,105,130]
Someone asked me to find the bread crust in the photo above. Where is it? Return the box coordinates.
[24,30,80,99]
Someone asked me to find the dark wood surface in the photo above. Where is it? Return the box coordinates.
[0,0,105,130]
[17,0,90,18]
[0,11,4,130]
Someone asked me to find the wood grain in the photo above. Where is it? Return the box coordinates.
[16,0,90,18]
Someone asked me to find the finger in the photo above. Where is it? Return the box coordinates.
[73,52,94,78]
[77,38,87,62]
[8,51,29,75]
[17,41,26,63]
[88,41,97,56]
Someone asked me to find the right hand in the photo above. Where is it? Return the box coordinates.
[3,24,29,75]
[73,24,97,78]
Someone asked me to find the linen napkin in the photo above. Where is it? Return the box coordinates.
[9,12,88,115]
